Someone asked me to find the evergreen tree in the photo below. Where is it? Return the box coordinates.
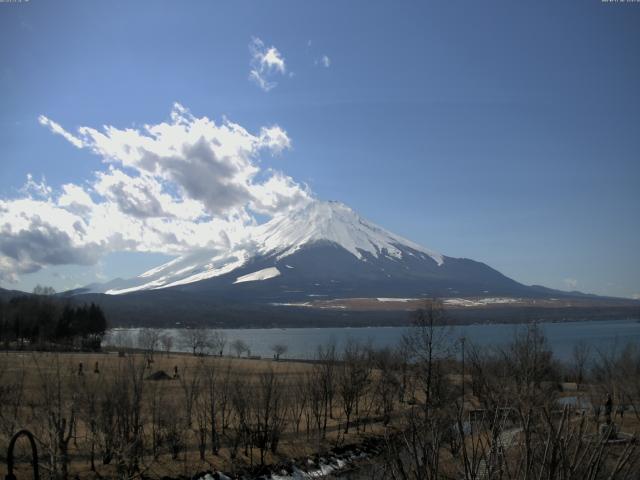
[2,288,108,350]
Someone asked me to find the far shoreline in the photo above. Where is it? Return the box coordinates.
[108,312,640,330]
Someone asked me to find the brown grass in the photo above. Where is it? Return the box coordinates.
[0,350,390,479]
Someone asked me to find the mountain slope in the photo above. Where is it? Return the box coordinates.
[53,200,640,326]
[76,200,552,302]
[0,287,29,302]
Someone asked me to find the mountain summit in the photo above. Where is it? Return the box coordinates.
[81,200,535,300]
[253,201,444,265]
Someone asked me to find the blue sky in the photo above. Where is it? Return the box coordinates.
[0,0,639,298]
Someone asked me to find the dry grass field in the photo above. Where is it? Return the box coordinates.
[0,349,398,479]
[1,318,639,480]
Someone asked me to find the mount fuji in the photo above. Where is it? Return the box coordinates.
[69,201,633,327]
[80,201,530,299]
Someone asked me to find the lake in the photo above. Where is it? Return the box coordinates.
[104,318,640,362]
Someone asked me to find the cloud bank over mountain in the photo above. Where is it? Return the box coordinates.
[0,104,312,283]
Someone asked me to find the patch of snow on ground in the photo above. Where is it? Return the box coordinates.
[377,297,419,302]
[270,302,312,307]
[234,266,281,284]
[443,297,521,307]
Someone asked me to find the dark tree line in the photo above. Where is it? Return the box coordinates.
[0,286,107,350]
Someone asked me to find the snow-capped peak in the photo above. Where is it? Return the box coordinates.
[254,200,444,265]
[89,200,443,295]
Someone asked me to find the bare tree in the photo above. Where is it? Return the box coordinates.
[211,330,227,356]
[592,342,640,422]
[137,328,161,361]
[288,375,308,434]
[316,340,337,435]
[178,361,202,429]
[571,340,590,389]
[381,300,455,479]
[160,334,173,357]
[179,328,214,356]
[148,382,165,459]
[97,356,148,478]
[372,347,400,425]
[33,284,57,296]
[160,397,185,460]
[202,357,221,454]
[194,384,209,461]
[337,339,371,433]
[271,343,288,361]
[218,361,234,433]
[111,329,135,352]
[230,377,251,461]
[0,354,26,440]
[446,403,640,480]
[78,369,103,471]
[231,338,249,358]
[403,299,452,407]
[32,355,78,480]
[305,367,326,446]
[250,368,287,465]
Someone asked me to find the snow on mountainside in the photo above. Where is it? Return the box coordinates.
[254,201,444,265]
[102,250,250,294]
[234,267,281,284]
[84,201,445,295]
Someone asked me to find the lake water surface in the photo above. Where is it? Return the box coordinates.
[105,319,640,362]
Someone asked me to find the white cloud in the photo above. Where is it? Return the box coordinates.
[249,70,275,92]
[259,125,292,154]
[93,169,168,219]
[0,104,312,283]
[38,115,84,148]
[632,293,640,300]
[58,183,96,215]
[249,37,287,92]
[93,167,207,221]
[47,103,298,216]
[250,171,312,216]
[20,173,52,199]
[0,197,103,283]
[313,55,331,68]
[563,278,578,289]
[261,47,285,73]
